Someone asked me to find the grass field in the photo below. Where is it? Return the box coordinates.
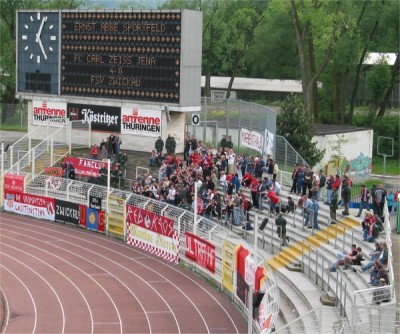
[372,155,399,175]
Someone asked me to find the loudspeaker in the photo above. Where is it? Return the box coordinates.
[259,218,269,231]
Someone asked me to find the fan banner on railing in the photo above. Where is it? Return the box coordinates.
[43,166,64,177]
[241,128,263,153]
[63,156,108,177]
[4,174,25,193]
[185,232,216,273]
[221,241,236,293]
[55,199,80,225]
[32,100,67,127]
[121,107,161,137]
[235,245,250,306]
[85,207,106,233]
[263,129,274,156]
[126,205,180,263]
[4,192,55,221]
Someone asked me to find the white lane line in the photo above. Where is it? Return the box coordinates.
[0,265,37,333]
[2,215,242,333]
[1,253,65,333]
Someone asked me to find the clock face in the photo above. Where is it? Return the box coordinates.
[20,12,58,64]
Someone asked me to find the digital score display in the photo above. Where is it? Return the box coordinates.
[61,12,182,103]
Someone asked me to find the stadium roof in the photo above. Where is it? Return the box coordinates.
[201,76,303,93]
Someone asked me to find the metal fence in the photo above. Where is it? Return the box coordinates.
[0,102,28,129]
[187,97,309,171]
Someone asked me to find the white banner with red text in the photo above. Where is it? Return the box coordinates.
[32,100,68,127]
[121,107,161,137]
[241,128,263,153]
[185,232,216,273]
[126,205,180,263]
[4,192,55,221]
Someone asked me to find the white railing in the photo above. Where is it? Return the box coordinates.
[9,172,281,333]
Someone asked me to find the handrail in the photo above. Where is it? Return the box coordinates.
[7,124,67,173]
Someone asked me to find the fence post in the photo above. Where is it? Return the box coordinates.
[0,143,4,209]
[50,136,54,166]
[31,147,35,176]
[238,100,242,150]
[284,140,288,171]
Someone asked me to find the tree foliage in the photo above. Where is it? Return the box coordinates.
[277,94,325,167]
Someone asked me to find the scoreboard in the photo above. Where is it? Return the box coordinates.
[16,10,202,107]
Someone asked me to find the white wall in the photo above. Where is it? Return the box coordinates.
[314,129,373,180]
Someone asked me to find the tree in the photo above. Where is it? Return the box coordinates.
[289,0,350,123]
[277,94,325,167]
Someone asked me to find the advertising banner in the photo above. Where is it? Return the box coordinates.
[4,174,25,193]
[235,245,250,306]
[55,199,80,225]
[221,241,236,293]
[89,195,102,210]
[185,232,216,273]
[126,205,180,263]
[121,107,161,137]
[245,255,256,286]
[4,192,55,221]
[32,100,68,127]
[67,103,121,133]
[85,207,105,233]
[241,128,263,153]
[63,156,108,177]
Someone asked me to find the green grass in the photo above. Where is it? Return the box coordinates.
[0,125,27,131]
[372,155,399,175]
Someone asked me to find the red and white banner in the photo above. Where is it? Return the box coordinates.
[32,100,67,127]
[245,254,256,285]
[43,166,64,177]
[241,128,263,153]
[4,174,25,193]
[4,192,55,221]
[64,156,108,177]
[126,205,180,263]
[185,232,216,273]
[121,107,161,137]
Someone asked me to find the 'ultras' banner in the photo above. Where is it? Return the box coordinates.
[4,192,55,221]
[126,205,180,263]
[63,156,108,177]
[67,103,121,133]
[241,128,263,154]
[121,107,161,137]
[32,100,68,127]
[4,174,25,193]
[185,232,216,273]
[55,199,80,225]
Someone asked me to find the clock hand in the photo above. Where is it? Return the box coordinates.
[38,38,47,60]
[35,16,48,43]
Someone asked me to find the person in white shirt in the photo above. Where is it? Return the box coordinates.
[168,184,176,205]
[272,179,281,195]
[227,149,236,174]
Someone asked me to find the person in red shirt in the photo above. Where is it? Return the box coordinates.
[90,144,99,160]
[266,188,280,216]
[332,175,341,190]
[241,172,253,187]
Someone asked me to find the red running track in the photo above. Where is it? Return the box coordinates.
[0,212,247,333]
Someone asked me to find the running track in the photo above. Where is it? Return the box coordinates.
[0,212,247,333]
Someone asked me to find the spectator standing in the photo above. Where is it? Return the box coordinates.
[302,167,313,196]
[356,184,370,217]
[310,174,319,199]
[330,187,339,223]
[317,169,326,201]
[272,160,279,181]
[325,174,335,205]
[155,136,164,154]
[227,149,236,174]
[341,181,352,216]
[311,197,320,230]
[386,191,394,215]
[296,166,304,195]
[115,134,122,155]
[275,214,289,246]
[303,196,313,227]
[165,134,173,155]
[90,144,99,160]
[290,163,299,194]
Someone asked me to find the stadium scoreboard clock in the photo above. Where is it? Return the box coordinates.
[17,10,202,107]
